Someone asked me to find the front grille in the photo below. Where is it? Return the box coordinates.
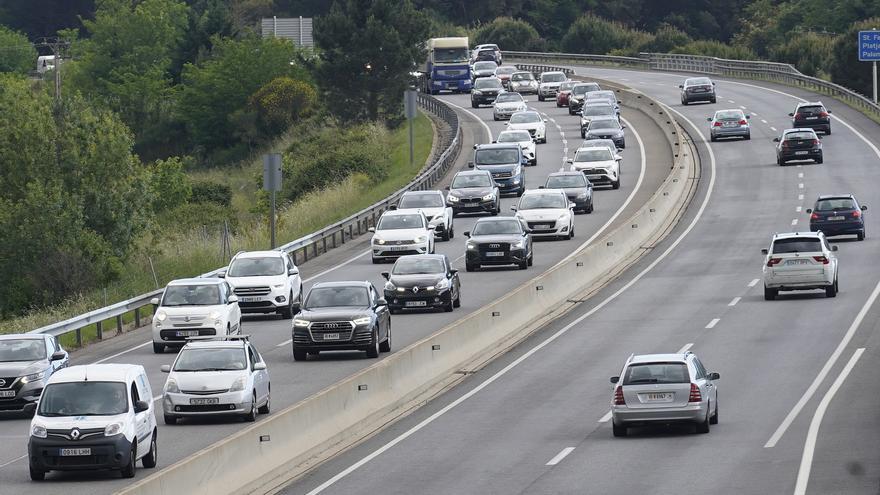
[0,399,30,411]
[0,377,18,390]
[439,70,463,77]
[526,129,536,136]
[377,249,421,256]
[492,171,513,179]
[527,221,556,230]
[379,240,412,246]
[46,454,111,467]
[311,321,355,331]
[47,427,104,441]
[180,389,228,395]
[234,286,271,296]
[581,168,608,175]
[478,243,509,252]
[169,315,207,327]
[238,301,275,309]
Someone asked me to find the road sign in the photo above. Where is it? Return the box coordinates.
[859,30,880,61]
[262,153,282,191]
[404,89,418,120]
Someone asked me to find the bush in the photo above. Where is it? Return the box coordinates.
[155,201,237,233]
[646,24,693,54]
[190,180,232,207]
[670,40,757,60]
[562,15,651,56]
[472,17,546,52]
[0,26,37,74]
[830,18,880,97]
[149,156,192,212]
[249,77,317,138]
[770,32,834,77]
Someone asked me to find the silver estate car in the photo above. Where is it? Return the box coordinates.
[610,351,719,437]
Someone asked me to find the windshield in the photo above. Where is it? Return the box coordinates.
[495,67,516,76]
[473,220,522,235]
[715,111,743,120]
[0,339,46,362]
[494,93,523,103]
[451,174,491,188]
[816,198,856,211]
[498,131,531,143]
[174,348,247,372]
[162,284,221,306]
[541,73,566,83]
[772,238,822,254]
[784,132,816,140]
[474,78,502,89]
[546,175,587,188]
[476,149,519,165]
[392,257,445,275]
[589,120,619,131]
[433,47,469,64]
[575,149,613,162]
[474,61,497,71]
[305,287,370,308]
[377,214,425,230]
[519,194,567,209]
[572,84,599,95]
[584,105,614,116]
[228,257,284,277]
[510,72,534,82]
[587,93,615,103]
[624,363,689,385]
[559,82,576,92]
[510,113,541,124]
[686,78,712,86]
[399,193,444,208]
[38,382,128,417]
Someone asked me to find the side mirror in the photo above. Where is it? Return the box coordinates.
[788,112,794,117]
[861,205,868,211]
[706,117,712,122]
[614,155,622,161]
[381,271,390,280]
[160,365,171,373]
[134,400,150,413]
[707,372,720,381]
[150,297,160,306]
[761,248,769,255]
[450,269,458,275]
[50,351,66,362]
[217,270,227,278]
[773,137,780,142]
[473,144,479,150]
[620,125,626,129]
[368,227,375,232]
[610,376,619,384]
[463,231,471,238]
[566,158,573,164]
[831,245,839,251]
[288,268,299,276]
[253,362,267,371]
[712,82,716,86]
[510,205,517,211]
[538,185,545,189]
[389,205,397,210]
[746,115,751,119]
[228,295,239,304]
[491,140,497,144]
[467,161,475,168]
[827,110,832,114]
[806,208,813,213]
[377,298,388,307]
[678,84,683,89]
[444,185,450,191]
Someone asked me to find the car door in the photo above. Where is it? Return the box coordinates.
[225,282,241,332]
[692,358,716,405]
[131,379,151,459]
[370,285,390,340]
[446,256,460,300]
[249,344,269,403]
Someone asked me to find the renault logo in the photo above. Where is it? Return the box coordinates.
[70,428,81,440]
[0,379,5,387]
[412,286,420,293]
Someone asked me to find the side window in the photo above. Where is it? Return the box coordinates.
[249,344,263,364]
[369,286,378,306]
[45,337,55,355]
[138,374,152,401]
[130,382,140,406]
[53,337,62,352]
[692,359,707,380]
[247,347,257,370]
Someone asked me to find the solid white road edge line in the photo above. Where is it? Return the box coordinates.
[0,454,27,469]
[546,447,575,466]
[597,411,612,423]
[793,348,865,495]
[442,99,493,143]
[303,98,718,495]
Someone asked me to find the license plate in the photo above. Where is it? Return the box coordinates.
[387,246,410,251]
[323,333,340,340]
[189,398,219,405]
[405,301,427,307]
[60,448,91,456]
[786,259,810,265]
[828,216,845,221]
[0,390,14,398]
[485,252,505,257]
[176,330,198,337]
[806,116,818,120]
[644,393,673,402]
[795,151,809,155]
[693,88,707,92]
[238,296,262,302]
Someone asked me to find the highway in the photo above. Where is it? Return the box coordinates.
[0,77,674,493]
[279,68,880,495]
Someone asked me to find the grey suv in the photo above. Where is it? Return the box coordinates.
[0,334,69,416]
[610,351,719,437]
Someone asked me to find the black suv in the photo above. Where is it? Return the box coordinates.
[543,171,593,213]
[291,281,391,360]
[774,128,822,165]
[790,102,832,134]
[0,335,69,416]
[382,254,461,313]
[807,194,867,241]
[464,217,533,271]
[679,77,716,105]
[471,77,504,108]
[446,170,500,216]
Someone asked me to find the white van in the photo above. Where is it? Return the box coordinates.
[27,364,158,480]
[36,55,57,74]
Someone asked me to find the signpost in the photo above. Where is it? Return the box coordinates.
[262,153,282,249]
[859,29,880,103]
[404,87,418,167]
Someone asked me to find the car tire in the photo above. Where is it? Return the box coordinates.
[569,226,575,239]
[164,414,177,425]
[777,158,785,166]
[465,262,477,272]
[243,393,257,422]
[120,443,137,478]
[516,186,524,197]
[612,421,628,437]
[371,256,381,264]
[612,178,620,190]
[519,257,528,270]
[744,133,751,140]
[710,97,717,104]
[764,286,777,301]
[279,293,294,319]
[538,94,544,102]
[696,405,711,434]
[471,101,478,108]
[581,129,585,139]
[379,325,392,352]
[453,289,461,308]
[858,229,866,241]
[681,99,688,106]
[366,327,380,358]
[444,295,454,312]
[142,432,157,468]
[710,135,717,142]
[528,251,533,266]
[152,343,164,354]
[258,390,270,414]
[292,347,307,362]
[826,127,832,135]
[816,155,823,164]
[710,398,719,425]
[29,465,45,481]
[493,115,498,121]
[586,202,594,214]
[540,137,547,144]
[826,278,838,298]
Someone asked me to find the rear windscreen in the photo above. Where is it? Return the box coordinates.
[798,106,824,115]
[624,363,689,385]
[772,238,822,254]
[816,199,855,211]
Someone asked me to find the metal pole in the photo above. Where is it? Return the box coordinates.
[270,190,276,249]
[409,118,414,167]
[299,16,304,46]
[874,61,878,104]
[273,16,277,37]
[53,52,61,102]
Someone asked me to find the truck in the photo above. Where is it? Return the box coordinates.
[424,37,472,95]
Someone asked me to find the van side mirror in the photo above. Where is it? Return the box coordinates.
[160,365,171,373]
[388,205,397,210]
[610,376,619,384]
[706,117,712,122]
[538,185,545,189]
[150,297,160,306]
[773,137,780,142]
[473,144,478,150]
[368,227,375,232]
[50,351,66,362]
[376,298,387,307]
[761,248,769,255]
[463,231,470,238]
[253,362,267,371]
[444,185,450,190]
[707,372,720,380]
[134,400,150,413]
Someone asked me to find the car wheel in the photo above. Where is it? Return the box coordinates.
[371,256,381,264]
[764,286,777,301]
[777,158,784,166]
[528,251,533,266]
[612,178,620,190]
[444,295,454,312]
[519,256,528,270]
[292,346,307,361]
[540,137,547,144]
[681,99,688,106]
[471,101,478,108]
[568,225,575,239]
[453,288,461,308]
[696,404,711,434]
[29,464,45,481]
[516,186,524,197]
[580,129,585,139]
[379,324,391,352]
[612,421,628,437]
[816,155,823,164]
[710,98,717,104]
[466,262,477,272]
[142,431,157,468]
[710,135,717,142]
[858,229,866,241]
[442,225,451,241]
[710,398,719,425]
[538,94,544,102]
[243,393,257,422]
[164,414,177,425]
[152,343,164,354]
[279,292,294,319]
[826,127,832,135]
[493,115,498,121]
[826,278,838,298]
[258,389,270,414]
[120,443,137,478]
[586,201,594,214]
[744,133,751,141]
[366,327,380,358]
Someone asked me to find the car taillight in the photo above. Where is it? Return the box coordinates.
[819,111,829,117]
[688,383,702,403]
[739,119,748,125]
[810,212,819,220]
[713,121,722,127]
[782,141,790,148]
[613,386,625,405]
[767,257,782,267]
[812,139,820,146]
[853,210,861,218]
[794,113,803,119]
[813,256,829,264]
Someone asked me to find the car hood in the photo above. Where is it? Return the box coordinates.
[396,207,445,220]
[373,228,428,242]
[474,70,495,76]
[449,187,494,199]
[516,208,569,222]
[296,307,373,322]
[540,81,563,88]
[510,79,537,86]
[475,163,520,172]
[0,360,46,378]
[32,412,129,430]
[170,370,247,392]
[470,234,525,243]
[157,304,227,318]
[508,122,543,131]
[560,187,590,197]
[225,274,287,288]
[586,129,623,138]
[388,274,446,288]
[572,158,617,170]
[494,102,526,110]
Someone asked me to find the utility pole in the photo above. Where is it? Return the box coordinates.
[34,37,70,107]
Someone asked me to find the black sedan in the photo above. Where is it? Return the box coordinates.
[774,128,822,165]
[291,281,391,360]
[464,217,533,271]
[543,171,593,213]
[471,77,504,108]
[382,254,461,313]
[680,77,716,105]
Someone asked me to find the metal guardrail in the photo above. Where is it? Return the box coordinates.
[27,94,461,345]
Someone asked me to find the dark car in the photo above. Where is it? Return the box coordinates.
[291,281,391,360]
[568,82,602,114]
[584,116,626,149]
[446,169,501,216]
[470,143,526,196]
[543,171,593,213]
[807,194,867,240]
[473,48,499,63]
[679,77,716,105]
[774,128,822,165]
[580,103,618,138]
[471,77,504,108]
[382,254,461,313]
[790,102,832,134]
[472,61,498,81]
[0,334,69,416]
[464,217,533,271]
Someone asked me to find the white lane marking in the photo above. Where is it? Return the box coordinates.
[798,183,804,189]
[765,281,880,448]
[276,338,293,348]
[597,411,613,423]
[798,172,804,178]
[0,454,26,468]
[93,341,151,364]
[677,343,694,353]
[551,115,646,268]
[728,100,736,104]
[761,119,768,124]
[798,194,804,201]
[728,297,741,307]
[739,105,747,110]
[748,278,760,287]
[792,219,799,226]
[546,447,576,466]
[303,250,371,283]
[549,118,556,123]
[443,99,493,142]
[796,206,803,212]
[793,348,865,495]
[770,126,777,132]
[705,318,720,329]
[303,100,719,495]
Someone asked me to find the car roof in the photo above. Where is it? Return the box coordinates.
[513,110,541,117]
[771,231,823,240]
[576,146,612,153]
[498,129,530,137]
[182,339,246,350]
[311,280,372,289]
[782,128,818,134]
[49,364,143,384]
[797,101,824,107]
[168,277,225,286]
[0,334,45,342]
[455,169,491,177]
[547,171,585,177]
[235,250,284,259]
[714,108,744,114]
[630,353,689,364]
[816,194,856,201]
[402,190,443,196]
[522,188,565,196]
[381,209,425,217]
[476,143,521,150]
[588,115,618,122]
[475,216,520,224]
[396,253,446,262]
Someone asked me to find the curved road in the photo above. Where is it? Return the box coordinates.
[279,68,880,495]
[0,81,674,493]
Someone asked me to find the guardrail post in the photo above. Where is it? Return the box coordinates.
[116,314,123,335]
[96,320,103,341]
[75,328,82,348]
[135,308,141,328]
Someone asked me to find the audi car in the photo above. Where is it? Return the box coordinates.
[382,254,461,313]
[446,170,501,216]
[464,217,533,271]
[679,77,716,105]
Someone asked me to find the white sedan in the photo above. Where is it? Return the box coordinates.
[511,189,574,240]
[492,92,528,121]
[370,210,435,263]
[507,111,547,144]
[496,129,536,166]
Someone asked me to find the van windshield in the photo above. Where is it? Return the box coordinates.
[38,382,128,416]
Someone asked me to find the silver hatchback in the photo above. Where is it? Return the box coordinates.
[610,351,719,437]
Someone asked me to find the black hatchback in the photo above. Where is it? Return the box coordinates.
[807,195,867,241]
[790,102,832,134]
[774,129,822,165]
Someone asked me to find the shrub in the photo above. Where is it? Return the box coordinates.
[191,180,232,207]
[770,32,834,77]
[249,77,317,138]
[149,156,192,212]
[670,40,757,60]
[0,26,37,74]
[562,15,651,56]
[472,17,546,52]
[829,18,880,97]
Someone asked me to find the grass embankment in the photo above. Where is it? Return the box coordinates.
[0,112,434,346]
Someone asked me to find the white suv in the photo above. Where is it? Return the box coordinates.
[537,71,567,101]
[369,210,435,263]
[151,278,242,353]
[568,145,621,189]
[762,231,839,300]
[222,250,302,319]
[395,190,454,241]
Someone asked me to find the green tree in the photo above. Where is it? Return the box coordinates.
[646,24,692,53]
[670,40,756,60]
[830,18,880,97]
[561,14,651,56]
[0,26,37,74]
[149,156,193,213]
[313,0,430,122]
[472,17,545,52]
[249,77,317,138]
[770,32,834,77]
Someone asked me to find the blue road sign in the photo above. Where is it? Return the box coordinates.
[859,30,880,61]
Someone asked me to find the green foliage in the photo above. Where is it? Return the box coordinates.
[191,180,233,207]
[472,17,546,52]
[830,18,880,98]
[670,40,757,60]
[155,201,237,234]
[770,32,834,77]
[149,156,193,212]
[561,14,651,56]
[646,24,693,54]
[0,26,37,74]
[313,0,430,122]
[249,77,317,138]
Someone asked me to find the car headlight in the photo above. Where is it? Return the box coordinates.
[293,318,310,327]
[104,422,124,437]
[155,311,167,322]
[164,378,180,394]
[229,376,246,392]
[353,316,372,326]
[512,239,525,249]
[31,425,47,439]
[384,281,396,291]
[577,192,589,199]
[557,214,570,224]
[414,235,427,243]
[21,370,47,384]
[482,193,495,201]
[429,217,444,226]
[374,237,386,245]
[447,195,460,203]
[467,242,477,250]
[436,278,450,290]
[472,90,483,95]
